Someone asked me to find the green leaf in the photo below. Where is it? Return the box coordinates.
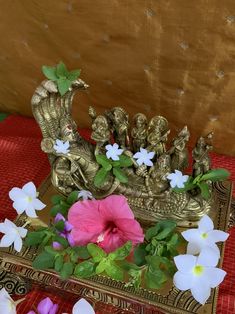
[94,167,109,187]
[50,203,70,217]
[55,220,65,232]
[145,268,167,289]
[67,69,81,81]
[156,227,174,240]
[42,65,58,81]
[56,61,69,77]
[96,259,109,274]
[44,246,58,256]
[57,78,72,96]
[74,260,96,278]
[113,167,128,183]
[145,226,160,241]
[96,155,112,171]
[119,260,140,271]
[51,194,65,205]
[198,182,211,200]
[67,191,78,205]
[87,243,107,263]
[146,255,161,268]
[53,235,69,248]
[201,168,230,182]
[118,155,133,167]
[54,255,64,272]
[25,231,46,246]
[109,241,132,261]
[72,246,90,260]
[160,257,176,276]
[32,251,55,270]
[106,261,124,281]
[60,262,74,280]
[133,244,147,266]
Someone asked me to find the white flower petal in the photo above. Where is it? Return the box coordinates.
[32,198,46,210]
[207,230,229,243]
[25,206,38,218]
[204,268,227,288]
[0,234,15,247]
[166,173,175,180]
[173,271,193,290]
[22,182,37,198]
[176,181,185,188]
[191,281,211,305]
[174,254,196,273]
[9,187,25,201]
[182,175,189,182]
[198,215,214,232]
[0,299,16,314]
[18,227,28,238]
[13,199,28,215]
[0,223,10,234]
[169,179,177,188]
[197,247,219,267]
[105,144,112,150]
[72,298,95,314]
[13,236,23,253]
[4,219,17,229]
[113,143,118,149]
[182,229,200,242]
[186,242,201,255]
[133,152,141,159]
[144,159,153,167]
[0,288,11,300]
[148,151,155,159]
[111,154,119,161]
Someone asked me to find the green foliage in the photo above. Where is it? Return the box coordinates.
[173,168,230,200]
[42,62,81,96]
[60,262,74,280]
[94,154,133,187]
[74,260,96,278]
[32,250,55,270]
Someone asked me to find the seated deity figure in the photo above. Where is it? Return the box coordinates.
[193,133,213,177]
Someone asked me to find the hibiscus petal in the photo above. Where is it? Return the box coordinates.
[14,236,23,252]
[182,229,201,242]
[68,200,104,232]
[198,215,214,232]
[72,298,95,314]
[204,267,227,288]
[174,255,196,273]
[100,195,134,220]
[71,229,99,246]
[0,233,15,247]
[197,247,219,267]
[9,187,25,201]
[99,230,124,253]
[173,271,193,290]
[22,182,37,198]
[114,218,144,245]
[207,230,229,243]
[191,281,211,305]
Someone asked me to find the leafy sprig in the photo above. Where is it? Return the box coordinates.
[173,168,230,200]
[94,154,133,187]
[42,62,81,96]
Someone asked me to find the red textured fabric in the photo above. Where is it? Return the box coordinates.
[0,115,234,314]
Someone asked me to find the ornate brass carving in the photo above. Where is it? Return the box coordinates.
[31,78,219,226]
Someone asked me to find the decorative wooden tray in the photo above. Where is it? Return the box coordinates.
[0,177,233,314]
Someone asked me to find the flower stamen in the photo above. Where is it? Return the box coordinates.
[193,265,204,276]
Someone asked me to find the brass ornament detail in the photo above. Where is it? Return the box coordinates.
[32,78,217,225]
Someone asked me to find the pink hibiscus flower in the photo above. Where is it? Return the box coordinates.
[68,195,144,253]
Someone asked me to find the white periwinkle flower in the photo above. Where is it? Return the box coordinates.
[182,214,229,256]
[78,190,94,200]
[105,143,123,161]
[9,182,46,218]
[54,139,70,154]
[173,248,226,305]
[167,170,189,188]
[0,219,27,252]
[0,288,24,314]
[72,298,95,314]
[133,148,155,166]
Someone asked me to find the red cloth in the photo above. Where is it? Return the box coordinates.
[0,115,234,314]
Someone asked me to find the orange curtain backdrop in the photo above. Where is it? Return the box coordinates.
[0,0,235,155]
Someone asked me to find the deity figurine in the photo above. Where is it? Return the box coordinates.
[105,107,130,148]
[131,113,148,152]
[147,116,170,157]
[91,115,110,155]
[146,154,172,195]
[168,126,190,171]
[192,133,213,177]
